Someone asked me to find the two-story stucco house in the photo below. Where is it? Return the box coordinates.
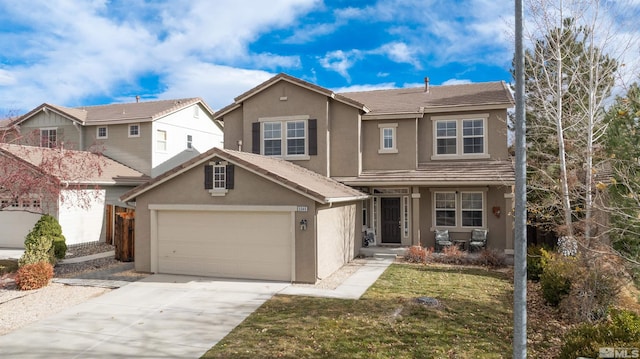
[122,73,515,284]
[0,98,223,248]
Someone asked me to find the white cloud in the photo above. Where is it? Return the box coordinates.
[319,50,361,82]
[0,69,16,86]
[374,42,422,68]
[441,78,473,86]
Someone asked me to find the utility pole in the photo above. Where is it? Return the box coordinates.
[513,0,527,357]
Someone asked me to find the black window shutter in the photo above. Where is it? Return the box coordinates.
[308,119,317,156]
[204,165,213,189]
[226,164,234,189]
[252,122,260,154]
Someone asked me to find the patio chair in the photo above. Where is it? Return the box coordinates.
[434,229,452,251]
[469,229,488,252]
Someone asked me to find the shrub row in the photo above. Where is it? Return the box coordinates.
[403,245,507,268]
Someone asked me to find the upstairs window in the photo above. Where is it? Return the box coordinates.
[128,124,140,138]
[204,162,235,196]
[378,123,398,154]
[254,116,316,159]
[432,115,488,159]
[187,134,193,150]
[40,128,57,148]
[156,130,167,152]
[213,165,226,189]
[97,126,108,139]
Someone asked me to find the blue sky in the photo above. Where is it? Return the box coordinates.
[0,0,636,115]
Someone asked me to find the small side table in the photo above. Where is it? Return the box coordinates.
[453,239,468,251]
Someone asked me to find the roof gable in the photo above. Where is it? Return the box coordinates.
[121,148,367,204]
[0,143,146,185]
[214,73,368,119]
[13,98,216,127]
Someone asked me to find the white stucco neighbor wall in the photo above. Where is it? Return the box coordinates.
[57,189,106,245]
[151,104,224,177]
[0,211,42,248]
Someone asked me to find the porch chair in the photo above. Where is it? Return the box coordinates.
[434,229,452,252]
[469,229,488,252]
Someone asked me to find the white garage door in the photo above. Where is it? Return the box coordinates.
[156,209,293,281]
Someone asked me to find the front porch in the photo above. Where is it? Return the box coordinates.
[359,245,408,258]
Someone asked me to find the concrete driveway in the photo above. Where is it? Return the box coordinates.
[0,274,289,359]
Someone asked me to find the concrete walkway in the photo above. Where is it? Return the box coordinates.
[280,256,394,299]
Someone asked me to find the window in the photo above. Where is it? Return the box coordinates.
[213,165,226,190]
[97,126,108,139]
[186,135,193,150]
[128,124,140,138]
[403,196,409,237]
[204,162,234,196]
[286,121,306,155]
[262,120,307,157]
[378,123,398,154]
[1,200,8,208]
[156,130,167,152]
[434,192,456,226]
[10,199,19,208]
[32,200,41,208]
[40,128,57,148]
[433,191,485,228]
[432,115,488,159]
[461,192,483,227]
[22,200,29,208]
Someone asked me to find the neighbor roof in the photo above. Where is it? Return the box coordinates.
[121,147,368,204]
[333,160,515,186]
[0,143,147,185]
[339,81,515,116]
[12,98,217,127]
[214,73,369,119]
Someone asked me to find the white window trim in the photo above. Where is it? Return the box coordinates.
[96,126,108,139]
[258,115,310,160]
[430,188,487,231]
[156,130,167,152]
[378,123,398,154]
[40,128,57,148]
[186,134,193,151]
[431,114,489,160]
[208,161,228,197]
[128,123,141,138]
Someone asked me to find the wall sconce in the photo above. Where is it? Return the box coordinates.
[299,219,308,231]
[493,206,501,218]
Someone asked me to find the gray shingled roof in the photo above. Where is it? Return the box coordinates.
[333,161,515,186]
[15,98,209,126]
[121,148,368,204]
[339,81,514,115]
[0,143,147,185]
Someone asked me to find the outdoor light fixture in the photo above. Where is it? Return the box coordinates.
[299,219,307,231]
[493,206,501,218]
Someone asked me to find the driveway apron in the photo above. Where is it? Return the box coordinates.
[0,275,289,359]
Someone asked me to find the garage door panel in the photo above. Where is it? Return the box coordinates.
[157,210,292,281]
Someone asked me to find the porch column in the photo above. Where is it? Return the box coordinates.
[504,193,514,254]
[411,187,421,246]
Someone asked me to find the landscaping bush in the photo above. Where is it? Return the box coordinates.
[558,309,640,359]
[540,252,576,306]
[25,214,66,259]
[527,245,550,281]
[18,235,55,267]
[14,261,54,290]
[438,245,466,265]
[404,245,433,263]
[559,256,623,323]
[477,248,507,268]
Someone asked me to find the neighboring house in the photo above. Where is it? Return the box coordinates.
[0,143,146,248]
[0,98,223,248]
[7,97,224,178]
[123,73,515,283]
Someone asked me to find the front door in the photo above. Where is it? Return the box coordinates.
[381,197,401,244]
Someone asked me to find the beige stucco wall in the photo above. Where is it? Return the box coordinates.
[418,110,510,163]
[91,122,153,176]
[132,157,320,283]
[328,103,362,177]
[361,118,418,171]
[316,202,359,279]
[417,185,512,251]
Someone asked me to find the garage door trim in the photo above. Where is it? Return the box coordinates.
[149,204,297,281]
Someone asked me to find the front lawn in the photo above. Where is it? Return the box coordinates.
[202,263,514,358]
